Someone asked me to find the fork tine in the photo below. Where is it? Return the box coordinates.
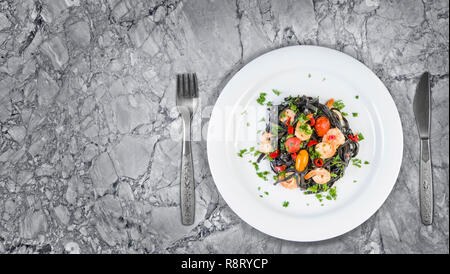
[176,74,182,97]
[183,74,189,97]
[188,73,194,97]
[192,73,198,97]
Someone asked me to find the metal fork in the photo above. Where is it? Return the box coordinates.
[176,73,199,225]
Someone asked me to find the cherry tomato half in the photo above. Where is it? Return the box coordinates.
[314,116,330,137]
[285,137,301,153]
[295,149,309,172]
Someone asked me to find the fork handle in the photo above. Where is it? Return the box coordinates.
[420,138,433,225]
[180,116,195,225]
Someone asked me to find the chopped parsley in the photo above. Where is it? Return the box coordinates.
[272,89,281,96]
[252,162,259,171]
[256,92,267,105]
[264,191,269,196]
[307,184,319,193]
[315,193,323,202]
[352,113,358,117]
[355,95,359,99]
[333,100,345,110]
[341,112,348,117]
[256,171,270,181]
[289,102,298,112]
[282,201,289,207]
[297,113,309,124]
[246,122,250,127]
[308,73,312,78]
[266,101,273,107]
[364,161,370,165]
[298,124,312,135]
[237,149,247,157]
[308,146,321,159]
[352,158,362,168]
[329,187,337,199]
[357,132,364,141]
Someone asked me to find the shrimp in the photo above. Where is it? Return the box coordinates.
[279,108,296,123]
[304,168,331,185]
[279,172,298,189]
[315,142,336,159]
[323,128,345,148]
[295,121,312,141]
[259,132,273,154]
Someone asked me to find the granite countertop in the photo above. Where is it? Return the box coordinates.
[0,0,448,254]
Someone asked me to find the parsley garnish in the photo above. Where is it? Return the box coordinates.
[364,161,370,165]
[299,124,312,135]
[308,146,321,159]
[316,193,323,202]
[358,133,364,141]
[272,89,281,96]
[329,187,337,199]
[282,201,289,207]
[307,184,319,193]
[297,113,308,124]
[256,171,270,181]
[256,93,267,105]
[352,158,362,168]
[352,113,358,117]
[355,95,359,99]
[333,100,345,110]
[237,149,247,157]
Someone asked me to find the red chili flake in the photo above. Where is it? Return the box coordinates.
[286,117,291,126]
[307,140,318,147]
[314,158,324,167]
[328,135,336,140]
[288,125,294,135]
[291,153,297,159]
[348,134,359,142]
[269,150,280,159]
[309,117,315,126]
[274,165,286,172]
[346,153,350,158]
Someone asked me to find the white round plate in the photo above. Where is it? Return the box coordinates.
[207,46,403,242]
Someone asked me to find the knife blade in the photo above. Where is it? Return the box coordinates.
[413,72,431,138]
[413,72,433,225]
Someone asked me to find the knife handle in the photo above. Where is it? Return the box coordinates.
[419,138,433,225]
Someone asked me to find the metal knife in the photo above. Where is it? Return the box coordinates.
[413,72,433,225]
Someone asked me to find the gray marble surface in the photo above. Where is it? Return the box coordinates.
[0,0,448,254]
